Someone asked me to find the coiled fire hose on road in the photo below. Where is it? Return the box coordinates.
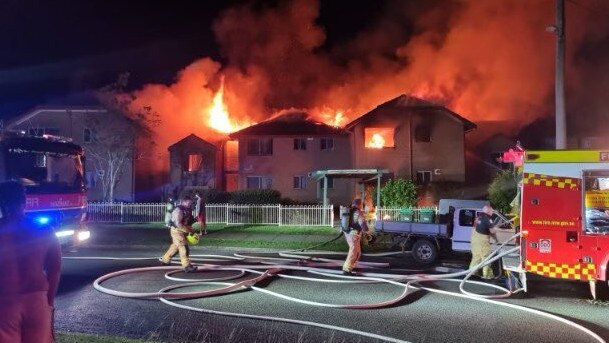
[63,232,606,343]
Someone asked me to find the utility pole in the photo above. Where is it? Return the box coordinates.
[554,0,567,149]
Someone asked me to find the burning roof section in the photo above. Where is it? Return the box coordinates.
[229,111,348,138]
[345,95,477,132]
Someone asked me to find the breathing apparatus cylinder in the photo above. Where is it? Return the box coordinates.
[340,206,350,233]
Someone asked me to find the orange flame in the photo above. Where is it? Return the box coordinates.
[318,109,346,127]
[368,133,385,149]
[207,77,250,133]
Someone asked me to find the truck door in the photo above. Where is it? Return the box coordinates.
[451,209,477,252]
[522,173,583,280]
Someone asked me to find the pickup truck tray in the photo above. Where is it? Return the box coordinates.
[377,220,448,236]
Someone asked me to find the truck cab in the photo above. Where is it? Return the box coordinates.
[0,131,90,248]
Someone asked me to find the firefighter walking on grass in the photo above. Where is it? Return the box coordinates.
[342,198,369,276]
[469,205,499,279]
[161,196,199,273]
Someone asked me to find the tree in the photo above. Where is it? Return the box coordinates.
[91,74,158,202]
[488,169,518,214]
[380,178,418,207]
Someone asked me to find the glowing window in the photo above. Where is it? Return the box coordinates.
[364,128,395,149]
[187,154,202,172]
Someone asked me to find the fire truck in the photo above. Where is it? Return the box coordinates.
[502,148,609,299]
[0,130,90,248]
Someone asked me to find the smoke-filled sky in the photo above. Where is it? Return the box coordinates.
[2,0,609,147]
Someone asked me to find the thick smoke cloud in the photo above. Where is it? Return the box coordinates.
[121,0,608,167]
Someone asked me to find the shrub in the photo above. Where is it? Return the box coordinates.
[488,170,518,214]
[380,178,417,208]
[229,189,282,204]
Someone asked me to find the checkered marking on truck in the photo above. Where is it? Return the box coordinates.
[525,260,596,281]
[523,173,580,190]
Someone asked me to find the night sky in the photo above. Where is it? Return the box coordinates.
[0,0,384,120]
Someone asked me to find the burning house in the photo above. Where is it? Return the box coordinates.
[345,95,476,184]
[228,112,353,205]
[167,134,220,198]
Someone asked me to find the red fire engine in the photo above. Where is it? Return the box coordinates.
[0,130,90,248]
[502,148,609,299]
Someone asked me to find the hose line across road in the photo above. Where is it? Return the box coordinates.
[62,233,607,343]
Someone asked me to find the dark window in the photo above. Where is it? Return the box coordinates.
[247,176,273,189]
[84,128,93,143]
[293,175,307,189]
[247,138,273,156]
[45,128,61,136]
[247,139,260,155]
[414,125,431,142]
[416,171,432,185]
[318,177,334,190]
[246,176,260,189]
[459,209,476,227]
[320,138,334,151]
[293,138,307,151]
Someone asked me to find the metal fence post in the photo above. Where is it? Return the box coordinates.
[329,204,334,227]
[120,202,124,223]
[278,204,282,226]
[225,204,229,225]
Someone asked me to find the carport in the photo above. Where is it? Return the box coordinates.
[308,169,391,208]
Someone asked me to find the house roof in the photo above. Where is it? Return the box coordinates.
[345,95,477,132]
[7,106,108,129]
[229,112,348,138]
[168,133,217,152]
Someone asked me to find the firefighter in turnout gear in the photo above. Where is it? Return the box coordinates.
[469,205,499,279]
[161,196,198,272]
[342,198,369,276]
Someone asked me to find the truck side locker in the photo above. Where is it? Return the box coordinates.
[446,206,455,238]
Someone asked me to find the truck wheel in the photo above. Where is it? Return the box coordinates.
[411,239,438,264]
[593,280,609,301]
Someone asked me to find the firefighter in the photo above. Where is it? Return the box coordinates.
[469,205,499,279]
[161,196,198,272]
[342,198,369,276]
[0,181,61,343]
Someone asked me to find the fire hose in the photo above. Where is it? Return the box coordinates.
[63,233,606,343]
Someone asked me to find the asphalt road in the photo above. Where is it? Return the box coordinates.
[56,247,609,343]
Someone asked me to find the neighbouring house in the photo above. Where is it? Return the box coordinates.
[228,112,353,205]
[345,95,476,184]
[7,106,136,202]
[167,134,219,197]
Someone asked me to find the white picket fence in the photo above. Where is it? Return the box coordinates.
[86,203,334,226]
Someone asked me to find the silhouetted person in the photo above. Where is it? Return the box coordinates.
[0,181,61,343]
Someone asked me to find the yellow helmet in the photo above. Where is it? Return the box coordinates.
[187,233,200,245]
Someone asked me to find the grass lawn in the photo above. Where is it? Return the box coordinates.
[57,332,153,343]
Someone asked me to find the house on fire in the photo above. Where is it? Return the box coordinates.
[167,134,219,197]
[170,95,477,205]
[346,95,476,184]
[228,112,354,205]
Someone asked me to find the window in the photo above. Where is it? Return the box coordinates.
[224,140,239,171]
[459,209,476,227]
[293,175,307,189]
[293,138,307,151]
[246,176,273,189]
[187,154,203,172]
[45,128,61,136]
[584,170,609,234]
[247,138,273,156]
[83,128,93,143]
[320,138,334,151]
[416,171,432,185]
[364,128,395,148]
[414,124,431,142]
[318,177,334,190]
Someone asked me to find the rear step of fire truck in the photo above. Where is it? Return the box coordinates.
[502,251,528,292]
